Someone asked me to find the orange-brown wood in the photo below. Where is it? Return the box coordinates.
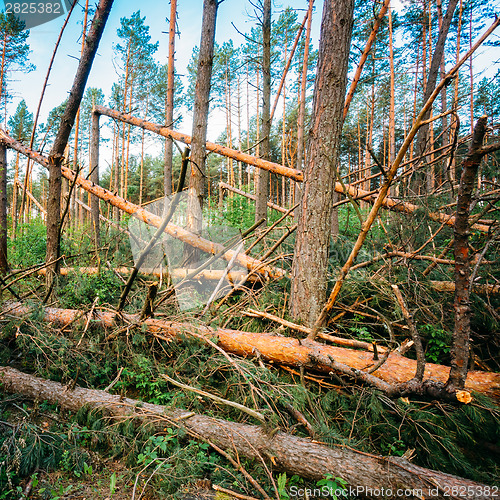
[94,105,304,182]
[32,266,258,282]
[5,303,499,399]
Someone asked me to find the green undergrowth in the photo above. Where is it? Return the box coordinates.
[1,208,500,497]
[1,299,499,497]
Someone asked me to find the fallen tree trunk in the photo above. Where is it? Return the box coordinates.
[94,105,304,182]
[351,250,491,270]
[32,266,259,283]
[0,129,490,236]
[0,366,496,499]
[92,107,490,234]
[95,108,490,233]
[4,302,499,399]
[0,130,284,280]
[430,281,500,294]
[219,182,290,215]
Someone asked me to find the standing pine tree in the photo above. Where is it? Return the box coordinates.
[0,12,32,125]
[7,99,33,235]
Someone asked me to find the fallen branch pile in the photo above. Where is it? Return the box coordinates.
[0,365,496,499]
[5,302,500,399]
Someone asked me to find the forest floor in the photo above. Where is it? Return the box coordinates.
[1,204,499,499]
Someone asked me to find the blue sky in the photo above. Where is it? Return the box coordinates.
[12,0,323,141]
[8,0,500,158]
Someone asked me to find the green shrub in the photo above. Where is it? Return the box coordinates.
[59,270,122,308]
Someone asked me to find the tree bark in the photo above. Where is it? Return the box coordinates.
[90,110,100,248]
[291,0,355,325]
[255,0,271,226]
[0,366,497,499]
[446,116,488,391]
[164,0,177,196]
[412,0,459,193]
[11,152,19,236]
[0,145,7,273]
[5,302,498,399]
[186,0,218,262]
[45,0,113,297]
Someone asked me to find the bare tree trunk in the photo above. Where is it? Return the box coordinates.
[413,0,459,193]
[164,0,177,196]
[45,0,114,298]
[295,0,314,219]
[11,152,19,236]
[90,111,100,249]
[255,0,271,226]
[446,116,487,392]
[291,0,354,326]
[388,7,396,168]
[185,0,218,262]
[0,145,7,273]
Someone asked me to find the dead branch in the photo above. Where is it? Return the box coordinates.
[392,285,425,382]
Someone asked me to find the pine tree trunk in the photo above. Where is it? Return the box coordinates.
[291,0,354,326]
[295,0,314,183]
[90,111,100,248]
[447,116,487,391]
[413,0,459,193]
[255,0,271,226]
[45,0,113,298]
[185,0,218,263]
[164,0,177,197]
[11,152,19,237]
[0,145,7,273]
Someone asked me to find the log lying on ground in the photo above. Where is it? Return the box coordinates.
[430,281,500,294]
[32,266,259,283]
[219,182,291,215]
[0,130,284,280]
[4,303,500,399]
[0,366,496,499]
[352,250,492,270]
[93,107,490,233]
